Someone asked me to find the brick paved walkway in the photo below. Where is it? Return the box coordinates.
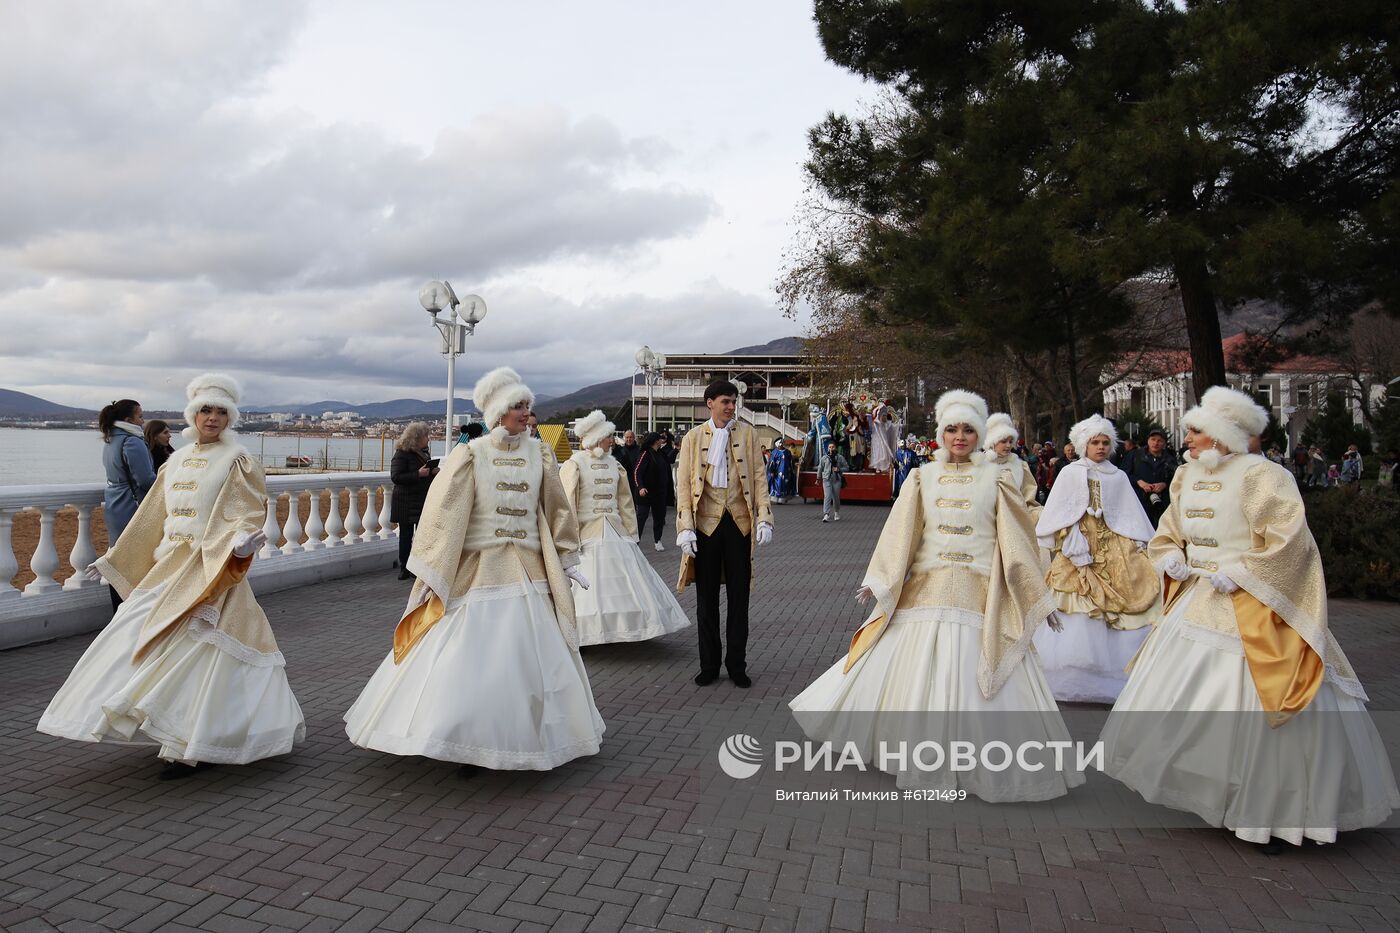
[2,498,1398,932]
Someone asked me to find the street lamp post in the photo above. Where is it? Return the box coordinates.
[420,281,487,454]
[634,346,667,434]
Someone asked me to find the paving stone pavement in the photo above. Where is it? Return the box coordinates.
[1,497,1398,932]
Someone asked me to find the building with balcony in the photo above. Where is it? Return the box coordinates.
[631,351,818,445]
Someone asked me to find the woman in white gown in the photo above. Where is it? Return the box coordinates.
[1032,415,1157,703]
[983,413,1039,515]
[345,367,604,771]
[560,411,691,646]
[1101,386,1398,847]
[790,390,1082,800]
[38,374,304,779]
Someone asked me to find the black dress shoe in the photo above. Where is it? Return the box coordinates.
[158,761,210,781]
[729,671,752,688]
[398,569,412,580]
[694,671,719,686]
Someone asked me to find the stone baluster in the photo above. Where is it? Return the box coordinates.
[302,489,326,551]
[344,486,364,544]
[324,488,344,548]
[361,486,380,541]
[0,510,19,600]
[261,494,281,558]
[63,505,98,590]
[281,489,305,555]
[24,507,62,594]
[377,484,394,539]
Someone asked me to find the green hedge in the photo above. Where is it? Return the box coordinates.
[1303,485,1400,600]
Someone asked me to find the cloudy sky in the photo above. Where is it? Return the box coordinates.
[0,1,869,409]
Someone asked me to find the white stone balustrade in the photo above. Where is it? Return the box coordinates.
[0,472,397,649]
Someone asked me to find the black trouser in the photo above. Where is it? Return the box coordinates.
[637,497,668,543]
[398,520,417,571]
[108,585,123,612]
[694,512,752,677]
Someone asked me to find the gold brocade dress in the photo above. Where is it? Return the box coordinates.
[1033,471,1158,704]
[1045,478,1158,626]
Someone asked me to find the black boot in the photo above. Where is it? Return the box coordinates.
[158,761,211,781]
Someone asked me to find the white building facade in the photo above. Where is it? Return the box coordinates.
[1102,335,1380,451]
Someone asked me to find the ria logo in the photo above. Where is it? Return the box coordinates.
[717,734,764,779]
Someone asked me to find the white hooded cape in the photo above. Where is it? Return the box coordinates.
[1035,459,1156,548]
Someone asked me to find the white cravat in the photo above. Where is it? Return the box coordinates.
[706,419,731,489]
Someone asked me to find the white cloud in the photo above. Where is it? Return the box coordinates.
[0,0,868,413]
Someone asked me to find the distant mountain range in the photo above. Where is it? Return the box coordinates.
[2,335,805,421]
[0,389,95,417]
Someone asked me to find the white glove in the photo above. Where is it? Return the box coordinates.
[855,585,872,604]
[232,530,267,559]
[564,565,590,590]
[83,562,104,583]
[1161,556,1191,582]
[677,529,698,558]
[755,522,773,546]
[1209,571,1239,595]
[1060,523,1092,567]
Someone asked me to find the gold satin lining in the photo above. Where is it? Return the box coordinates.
[1232,590,1323,727]
[394,593,446,664]
[844,615,885,673]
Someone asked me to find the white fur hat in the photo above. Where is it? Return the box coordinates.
[1182,385,1268,455]
[182,372,241,440]
[982,412,1018,451]
[934,389,988,440]
[472,366,534,428]
[1069,414,1119,456]
[573,409,615,449]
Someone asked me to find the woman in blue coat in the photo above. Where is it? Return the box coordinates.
[100,399,156,609]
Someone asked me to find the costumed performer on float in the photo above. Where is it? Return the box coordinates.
[868,399,899,473]
[560,410,691,646]
[39,374,304,779]
[1101,387,1398,847]
[801,405,833,473]
[345,367,604,771]
[790,390,1082,800]
[767,439,796,505]
[893,438,920,498]
[1032,415,1157,703]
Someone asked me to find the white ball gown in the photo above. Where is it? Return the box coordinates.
[559,448,691,646]
[38,439,304,764]
[790,456,1083,800]
[345,429,604,769]
[1101,453,1398,843]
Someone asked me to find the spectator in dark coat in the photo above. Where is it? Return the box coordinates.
[659,428,679,464]
[389,421,439,580]
[1129,429,1177,526]
[634,431,675,550]
[613,429,642,502]
[143,419,175,471]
